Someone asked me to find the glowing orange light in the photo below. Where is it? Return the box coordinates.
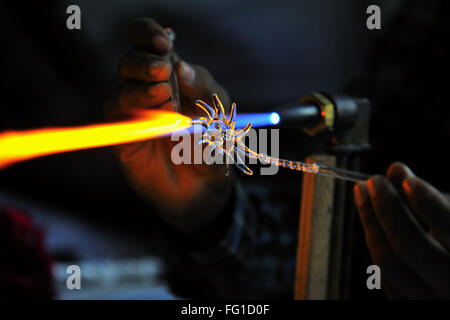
[0,110,191,168]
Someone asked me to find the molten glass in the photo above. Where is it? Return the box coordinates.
[0,110,191,168]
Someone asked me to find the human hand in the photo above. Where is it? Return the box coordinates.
[106,18,231,235]
[354,162,450,299]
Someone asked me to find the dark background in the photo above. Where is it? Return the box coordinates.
[0,0,449,298]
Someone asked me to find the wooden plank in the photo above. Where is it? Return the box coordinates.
[294,155,336,300]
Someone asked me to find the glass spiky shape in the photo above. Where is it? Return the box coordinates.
[191,93,323,177]
[191,94,370,182]
[191,93,254,175]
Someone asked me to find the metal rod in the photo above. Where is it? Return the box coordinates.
[316,164,370,182]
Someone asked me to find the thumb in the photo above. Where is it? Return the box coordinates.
[176,61,212,99]
[175,60,230,117]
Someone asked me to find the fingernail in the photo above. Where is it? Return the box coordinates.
[148,83,170,98]
[179,61,195,84]
[153,35,172,52]
[354,182,368,207]
[151,60,167,67]
[367,175,383,197]
[402,177,416,196]
[387,162,414,188]
[149,61,170,78]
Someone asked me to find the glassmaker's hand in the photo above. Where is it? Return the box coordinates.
[106,18,231,235]
[354,163,450,299]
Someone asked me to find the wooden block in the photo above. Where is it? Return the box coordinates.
[294,155,336,300]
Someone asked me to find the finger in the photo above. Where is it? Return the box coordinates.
[176,61,229,116]
[176,61,199,97]
[119,51,172,83]
[117,82,171,113]
[127,17,173,54]
[157,100,177,112]
[386,162,415,189]
[177,61,228,100]
[367,176,450,292]
[386,162,429,229]
[354,182,440,299]
[403,176,450,251]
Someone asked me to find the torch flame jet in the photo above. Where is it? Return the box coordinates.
[0,110,191,168]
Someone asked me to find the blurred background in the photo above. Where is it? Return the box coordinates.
[0,0,449,299]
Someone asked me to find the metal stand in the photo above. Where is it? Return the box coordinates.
[294,94,371,300]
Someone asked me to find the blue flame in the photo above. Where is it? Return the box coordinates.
[235,113,280,128]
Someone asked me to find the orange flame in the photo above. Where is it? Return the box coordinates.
[0,110,192,168]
